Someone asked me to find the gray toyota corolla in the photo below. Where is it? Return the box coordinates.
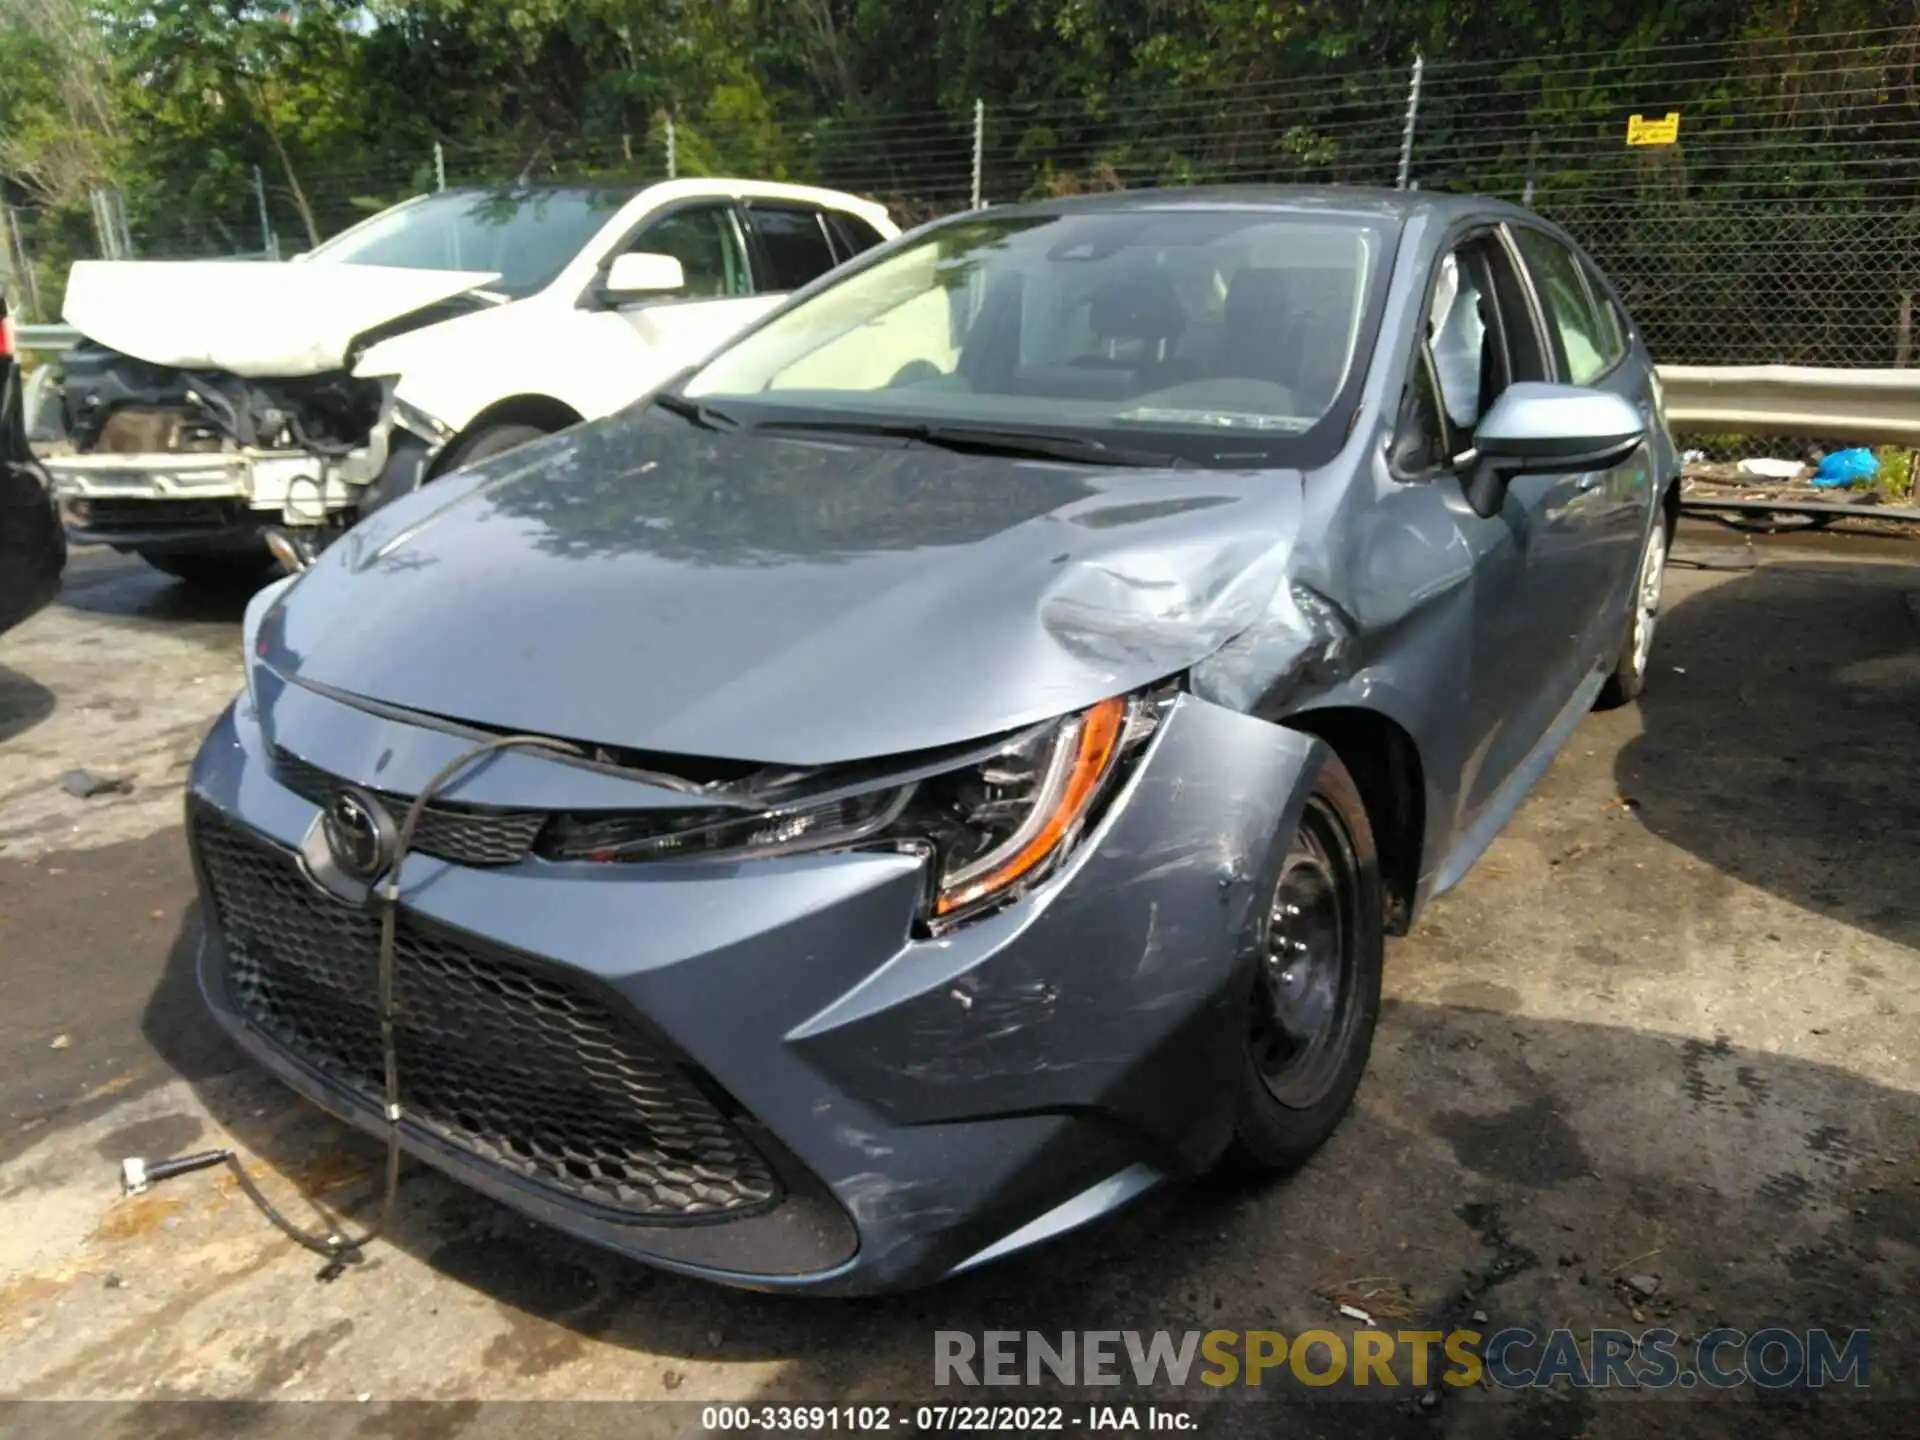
[187,186,1677,1294]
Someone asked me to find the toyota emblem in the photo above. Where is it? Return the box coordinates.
[322,786,397,881]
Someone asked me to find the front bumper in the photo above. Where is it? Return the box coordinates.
[185,676,1330,1294]
[45,443,382,546]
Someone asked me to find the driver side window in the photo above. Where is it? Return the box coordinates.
[1392,232,1547,477]
[623,205,748,299]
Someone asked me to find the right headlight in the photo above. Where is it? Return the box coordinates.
[910,694,1146,926]
[539,689,1167,932]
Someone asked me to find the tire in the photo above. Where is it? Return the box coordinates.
[1228,750,1384,1173]
[439,422,550,474]
[135,549,276,587]
[1595,508,1672,710]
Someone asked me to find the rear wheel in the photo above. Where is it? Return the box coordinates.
[1596,511,1671,709]
[439,422,550,474]
[1228,752,1383,1173]
[135,549,276,587]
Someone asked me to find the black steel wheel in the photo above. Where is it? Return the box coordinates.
[1229,750,1383,1173]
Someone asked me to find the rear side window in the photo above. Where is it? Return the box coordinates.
[748,206,838,292]
[827,212,889,260]
[1512,228,1612,384]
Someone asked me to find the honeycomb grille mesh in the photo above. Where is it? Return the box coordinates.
[271,747,546,867]
[194,808,781,1220]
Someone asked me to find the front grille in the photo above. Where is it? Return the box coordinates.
[194,807,781,1220]
[272,746,546,867]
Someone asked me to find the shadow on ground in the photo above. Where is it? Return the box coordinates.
[1621,554,1920,951]
[0,662,56,744]
[54,562,267,626]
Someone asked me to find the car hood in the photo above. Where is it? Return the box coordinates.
[62,260,500,377]
[267,410,1308,766]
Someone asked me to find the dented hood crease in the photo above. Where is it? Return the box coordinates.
[62,260,500,377]
[262,411,1308,766]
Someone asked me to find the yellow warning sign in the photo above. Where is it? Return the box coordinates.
[1626,112,1681,146]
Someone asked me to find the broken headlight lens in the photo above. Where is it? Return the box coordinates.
[542,785,913,863]
[908,693,1155,925]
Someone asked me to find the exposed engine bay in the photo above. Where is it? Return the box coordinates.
[39,341,418,575]
[59,343,385,459]
[38,265,493,577]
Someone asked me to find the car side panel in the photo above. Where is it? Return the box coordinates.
[1194,208,1665,921]
[372,296,781,435]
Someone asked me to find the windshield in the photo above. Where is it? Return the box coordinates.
[308,189,628,299]
[684,206,1393,466]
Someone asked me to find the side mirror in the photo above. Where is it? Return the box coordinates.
[603,251,687,302]
[1460,382,1644,519]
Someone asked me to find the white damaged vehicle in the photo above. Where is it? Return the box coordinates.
[38,179,897,582]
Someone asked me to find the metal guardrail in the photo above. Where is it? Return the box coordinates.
[1658,365,1920,446]
[11,322,1918,447]
[16,324,79,352]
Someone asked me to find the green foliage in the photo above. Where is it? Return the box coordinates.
[1875,446,1914,502]
[0,0,1917,334]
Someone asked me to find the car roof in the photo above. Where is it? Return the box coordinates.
[436,178,894,226]
[982,184,1535,226]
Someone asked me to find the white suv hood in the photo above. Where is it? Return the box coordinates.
[62,260,501,377]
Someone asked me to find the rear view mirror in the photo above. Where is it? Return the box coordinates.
[604,251,687,301]
[1461,383,1643,519]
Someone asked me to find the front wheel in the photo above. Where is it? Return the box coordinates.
[438,422,551,474]
[1228,751,1383,1173]
[1596,511,1671,709]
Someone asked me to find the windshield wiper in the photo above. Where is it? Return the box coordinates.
[651,391,741,432]
[753,418,1181,468]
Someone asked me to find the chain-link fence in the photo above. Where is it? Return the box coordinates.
[6,26,1919,374]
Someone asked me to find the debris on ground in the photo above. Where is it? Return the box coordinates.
[1680,452,1919,537]
[1736,457,1805,480]
[49,1033,72,1050]
[1625,1273,1662,1299]
[1811,448,1880,488]
[60,769,134,800]
[1321,1276,1414,1323]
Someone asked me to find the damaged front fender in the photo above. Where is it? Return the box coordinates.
[786,694,1333,1173]
[1187,578,1362,716]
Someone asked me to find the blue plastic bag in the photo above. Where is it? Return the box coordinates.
[1811,448,1879,488]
